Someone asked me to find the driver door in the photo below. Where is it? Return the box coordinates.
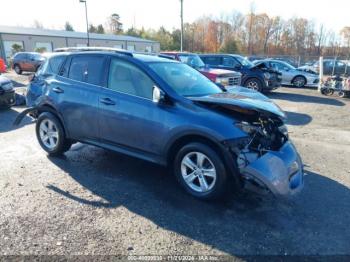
[98,58,169,157]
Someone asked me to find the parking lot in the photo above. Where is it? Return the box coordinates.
[1,71,350,258]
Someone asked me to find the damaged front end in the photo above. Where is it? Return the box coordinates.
[190,88,304,197]
[227,118,303,197]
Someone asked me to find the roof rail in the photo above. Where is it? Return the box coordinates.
[53,47,133,57]
[133,51,175,60]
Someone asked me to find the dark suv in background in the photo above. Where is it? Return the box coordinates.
[200,54,281,92]
[11,52,45,74]
[17,48,304,200]
[161,52,241,88]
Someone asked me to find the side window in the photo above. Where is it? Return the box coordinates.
[108,59,154,99]
[271,62,284,71]
[203,56,221,66]
[222,57,239,67]
[68,55,105,85]
[47,56,65,75]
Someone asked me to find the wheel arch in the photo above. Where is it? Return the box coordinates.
[291,75,307,85]
[165,133,241,187]
[37,104,70,138]
[243,77,264,90]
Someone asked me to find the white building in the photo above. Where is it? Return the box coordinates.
[0,25,160,63]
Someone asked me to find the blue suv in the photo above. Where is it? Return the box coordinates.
[17,48,304,200]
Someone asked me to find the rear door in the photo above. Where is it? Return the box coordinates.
[53,54,107,142]
[98,57,167,157]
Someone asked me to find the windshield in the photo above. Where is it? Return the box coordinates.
[178,54,205,69]
[234,55,254,68]
[149,62,223,97]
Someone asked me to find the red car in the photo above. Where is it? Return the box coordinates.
[161,52,241,87]
[0,58,6,73]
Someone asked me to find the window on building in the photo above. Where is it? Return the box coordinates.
[76,43,88,47]
[108,58,154,99]
[145,46,152,53]
[3,41,24,60]
[35,42,53,53]
[113,44,123,49]
[68,55,105,86]
[127,45,135,51]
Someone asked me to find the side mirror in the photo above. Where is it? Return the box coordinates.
[152,86,166,104]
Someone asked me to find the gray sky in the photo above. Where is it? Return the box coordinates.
[0,0,348,33]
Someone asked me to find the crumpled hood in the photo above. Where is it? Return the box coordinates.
[189,86,286,119]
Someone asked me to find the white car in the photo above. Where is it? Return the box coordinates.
[255,59,319,87]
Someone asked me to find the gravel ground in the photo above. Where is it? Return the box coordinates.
[1,71,350,259]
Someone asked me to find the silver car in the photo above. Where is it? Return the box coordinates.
[256,59,320,87]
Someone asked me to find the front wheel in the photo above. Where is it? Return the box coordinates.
[244,78,263,92]
[36,112,72,156]
[292,76,306,87]
[174,142,228,200]
[14,64,22,75]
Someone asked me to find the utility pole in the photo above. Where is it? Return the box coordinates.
[180,0,183,52]
[80,0,90,46]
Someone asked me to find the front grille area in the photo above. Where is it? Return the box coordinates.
[228,76,241,86]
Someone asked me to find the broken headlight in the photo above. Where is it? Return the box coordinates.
[278,124,288,138]
[235,121,258,134]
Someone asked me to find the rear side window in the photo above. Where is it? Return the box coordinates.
[203,56,221,66]
[68,55,105,86]
[108,58,154,99]
[47,56,65,74]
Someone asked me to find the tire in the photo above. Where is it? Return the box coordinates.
[292,76,306,87]
[173,142,228,200]
[14,64,22,75]
[36,112,72,156]
[338,91,346,98]
[244,78,263,92]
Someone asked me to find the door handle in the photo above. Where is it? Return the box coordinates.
[52,87,64,93]
[100,97,116,105]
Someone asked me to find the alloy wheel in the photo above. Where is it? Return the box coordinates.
[246,80,260,91]
[39,119,59,150]
[293,77,306,87]
[180,152,217,193]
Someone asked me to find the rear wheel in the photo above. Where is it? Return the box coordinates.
[36,112,72,156]
[244,78,263,92]
[292,76,306,87]
[14,64,22,75]
[174,142,228,200]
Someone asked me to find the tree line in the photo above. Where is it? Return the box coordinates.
[59,10,350,59]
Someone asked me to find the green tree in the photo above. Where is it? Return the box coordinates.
[34,47,47,53]
[107,13,123,34]
[64,22,74,31]
[219,36,239,53]
[89,24,97,33]
[96,24,105,34]
[11,44,23,54]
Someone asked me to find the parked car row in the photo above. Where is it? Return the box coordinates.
[14,47,304,201]
[254,59,319,87]
[298,59,350,76]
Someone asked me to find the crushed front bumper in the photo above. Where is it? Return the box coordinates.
[240,141,304,197]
